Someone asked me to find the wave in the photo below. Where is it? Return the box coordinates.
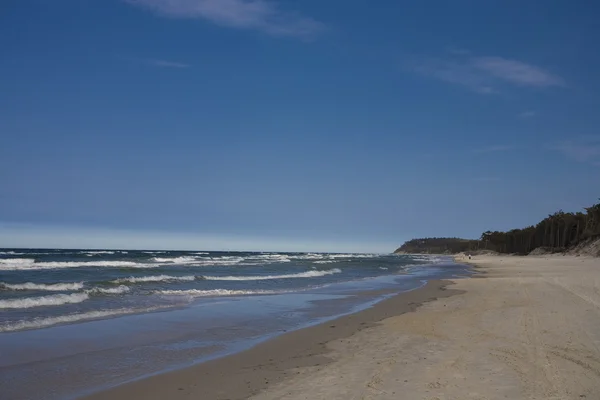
[289,253,377,261]
[201,268,342,281]
[244,254,291,263]
[409,255,448,264]
[83,251,115,256]
[0,282,84,291]
[0,306,169,332]
[152,256,199,264]
[195,257,246,265]
[86,285,130,295]
[150,254,293,267]
[0,258,36,267]
[153,256,246,266]
[0,293,89,309]
[151,256,248,266]
[157,289,281,297]
[113,275,196,284]
[0,259,157,271]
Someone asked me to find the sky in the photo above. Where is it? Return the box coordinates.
[1,0,599,253]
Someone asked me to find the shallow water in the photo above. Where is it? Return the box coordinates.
[0,249,470,400]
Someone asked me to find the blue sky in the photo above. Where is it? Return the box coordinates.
[1,0,599,252]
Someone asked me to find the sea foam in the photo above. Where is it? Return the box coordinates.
[0,293,89,309]
[0,259,157,270]
[0,282,85,291]
[201,268,342,281]
[86,285,130,295]
[113,275,196,284]
[0,306,169,332]
[157,289,282,297]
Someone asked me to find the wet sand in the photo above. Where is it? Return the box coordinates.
[86,254,600,400]
[250,255,600,400]
[82,280,460,400]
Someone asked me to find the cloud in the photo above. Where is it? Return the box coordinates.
[472,57,564,87]
[549,136,600,165]
[124,0,325,38]
[410,57,494,94]
[519,110,536,118]
[147,59,190,68]
[409,51,565,93]
[473,145,514,153]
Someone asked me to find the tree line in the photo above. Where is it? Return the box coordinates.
[395,199,600,255]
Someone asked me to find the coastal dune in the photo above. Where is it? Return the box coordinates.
[84,255,600,400]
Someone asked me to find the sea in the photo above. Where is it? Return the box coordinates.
[0,248,470,400]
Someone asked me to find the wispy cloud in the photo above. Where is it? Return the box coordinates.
[409,51,565,93]
[410,57,494,94]
[549,136,600,165]
[473,145,514,153]
[124,0,325,39]
[519,110,536,118]
[147,59,190,68]
[472,57,564,87]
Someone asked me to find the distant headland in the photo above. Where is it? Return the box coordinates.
[394,199,600,257]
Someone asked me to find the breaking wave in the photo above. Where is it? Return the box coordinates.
[0,259,157,271]
[0,282,85,291]
[86,285,130,295]
[201,268,342,281]
[157,289,283,297]
[151,256,199,264]
[112,275,196,284]
[0,293,89,309]
[0,307,169,332]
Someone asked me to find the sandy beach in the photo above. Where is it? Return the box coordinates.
[84,255,600,400]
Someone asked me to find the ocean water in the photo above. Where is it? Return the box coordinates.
[0,249,470,400]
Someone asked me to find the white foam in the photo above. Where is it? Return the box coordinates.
[313,260,339,264]
[244,254,291,263]
[290,253,377,261]
[409,255,447,264]
[113,275,196,284]
[0,258,36,267]
[158,289,281,297]
[0,282,84,291]
[202,268,342,281]
[152,256,199,264]
[86,285,130,295]
[170,256,246,266]
[0,293,89,309]
[0,259,156,270]
[196,257,245,265]
[83,251,115,255]
[379,267,389,270]
[0,307,169,332]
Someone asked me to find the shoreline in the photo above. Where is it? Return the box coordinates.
[243,254,600,399]
[81,279,463,400]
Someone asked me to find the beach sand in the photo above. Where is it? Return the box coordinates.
[84,255,600,400]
